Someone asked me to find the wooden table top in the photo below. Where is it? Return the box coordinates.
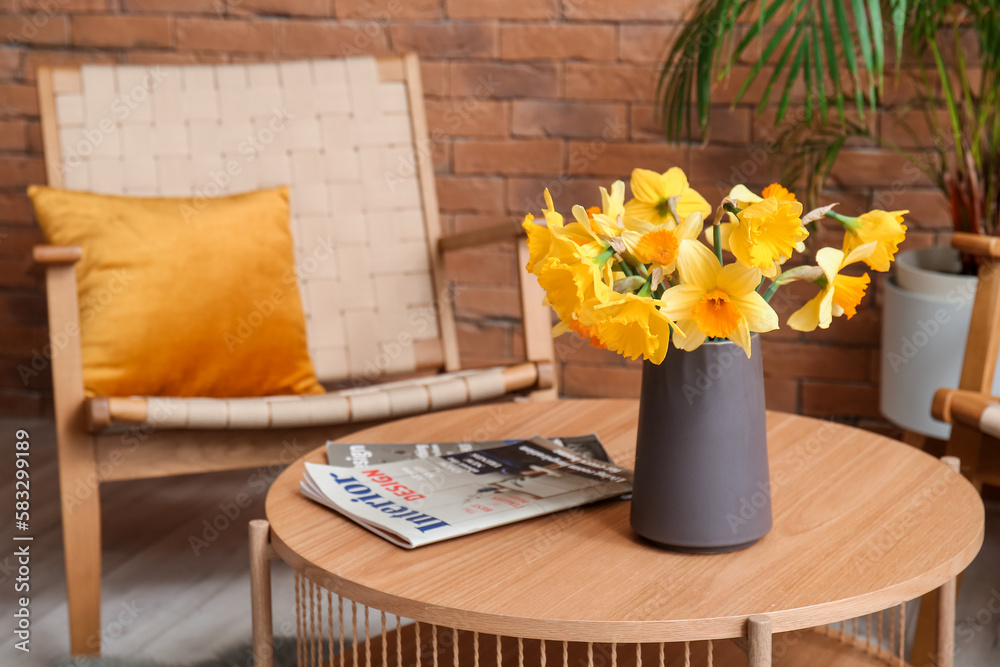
[266,400,984,643]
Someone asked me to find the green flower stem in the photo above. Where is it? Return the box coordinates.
[762,280,781,303]
[637,279,653,298]
[618,260,633,277]
[713,223,724,265]
[593,246,615,267]
[825,210,860,231]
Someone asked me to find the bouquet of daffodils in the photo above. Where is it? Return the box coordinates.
[523,167,907,362]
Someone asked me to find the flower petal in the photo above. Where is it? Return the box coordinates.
[630,168,664,203]
[729,319,752,357]
[672,319,706,351]
[815,247,845,282]
[732,291,779,332]
[659,284,705,320]
[675,211,704,241]
[676,239,720,289]
[717,262,762,297]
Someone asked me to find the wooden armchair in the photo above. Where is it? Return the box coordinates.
[33,55,555,656]
[930,232,1000,491]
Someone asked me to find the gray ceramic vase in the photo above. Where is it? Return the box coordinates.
[630,334,772,552]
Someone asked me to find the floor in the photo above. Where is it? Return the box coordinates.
[1,417,998,666]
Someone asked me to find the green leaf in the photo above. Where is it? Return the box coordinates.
[866,0,884,92]
[819,0,846,122]
[756,14,807,114]
[890,0,907,68]
[734,0,808,106]
[832,0,863,115]
[811,18,828,124]
[850,0,876,107]
[779,37,809,123]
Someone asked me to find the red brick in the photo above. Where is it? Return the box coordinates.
[390,22,496,59]
[230,0,332,17]
[0,49,21,80]
[445,246,517,286]
[563,363,641,398]
[618,24,675,63]
[507,176,608,215]
[451,62,559,99]
[513,100,626,140]
[880,109,954,149]
[420,60,448,96]
[554,331,621,365]
[710,64,796,106]
[436,175,504,212]
[762,341,869,381]
[631,104,751,144]
[688,145,782,192]
[451,212,516,235]
[430,137,450,172]
[0,85,38,117]
[0,390,51,419]
[278,20,388,57]
[0,257,42,289]
[22,51,116,83]
[564,0,682,21]
[446,0,557,20]
[457,321,514,365]
[501,24,614,61]
[0,325,47,357]
[564,63,658,102]
[426,99,508,138]
[336,0,441,19]
[72,15,172,49]
[566,141,687,178]
[0,194,35,224]
[0,293,47,327]
[454,139,563,176]
[453,284,521,319]
[126,50,205,65]
[871,189,949,230]
[764,378,798,412]
[828,149,935,189]
[801,381,881,419]
[0,15,70,46]
[807,308,881,347]
[0,119,27,151]
[21,0,106,9]
[0,156,46,186]
[0,225,46,255]
[123,0,216,11]
[176,18,277,54]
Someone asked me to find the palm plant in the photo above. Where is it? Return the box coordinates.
[657,0,1000,244]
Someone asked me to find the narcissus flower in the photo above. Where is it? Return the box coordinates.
[660,242,778,356]
[787,243,876,332]
[623,212,705,275]
[523,189,566,273]
[591,292,675,364]
[730,196,808,277]
[624,167,711,224]
[534,235,611,323]
[840,209,908,272]
[761,183,797,202]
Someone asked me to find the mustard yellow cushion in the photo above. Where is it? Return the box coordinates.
[29,185,324,398]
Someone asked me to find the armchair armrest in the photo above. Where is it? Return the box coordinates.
[34,245,82,265]
[439,222,525,253]
[951,233,1000,259]
[932,388,1000,428]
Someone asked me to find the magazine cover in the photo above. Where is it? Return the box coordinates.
[325,434,614,468]
[301,437,632,548]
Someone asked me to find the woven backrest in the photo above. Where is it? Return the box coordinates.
[37,56,456,385]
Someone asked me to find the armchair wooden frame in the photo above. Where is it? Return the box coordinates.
[33,55,556,656]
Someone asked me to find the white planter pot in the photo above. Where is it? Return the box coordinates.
[880,247,1000,438]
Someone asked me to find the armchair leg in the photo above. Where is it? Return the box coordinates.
[747,615,772,667]
[59,449,103,656]
[250,520,276,667]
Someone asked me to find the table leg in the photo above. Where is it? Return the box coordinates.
[249,520,275,667]
[748,615,772,667]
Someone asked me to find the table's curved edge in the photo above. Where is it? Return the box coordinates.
[271,514,983,643]
[266,401,987,643]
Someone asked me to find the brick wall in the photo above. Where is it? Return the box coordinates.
[0,0,952,430]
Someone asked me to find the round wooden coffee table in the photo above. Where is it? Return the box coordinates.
[255,400,984,667]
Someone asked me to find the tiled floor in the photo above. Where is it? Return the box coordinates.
[1,416,997,666]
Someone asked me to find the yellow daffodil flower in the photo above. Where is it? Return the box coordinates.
[660,242,778,357]
[786,243,877,332]
[761,183,797,202]
[591,292,675,364]
[624,167,711,224]
[552,318,606,350]
[523,189,566,273]
[841,209,909,272]
[534,235,612,324]
[730,196,807,277]
[622,212,704,276]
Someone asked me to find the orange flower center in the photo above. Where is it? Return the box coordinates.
[585,206,602,219]
[761,183,797,202]
[692,289,741,339]
[832,273,871,319]
[634,229,680,266]
[569,320,606,350]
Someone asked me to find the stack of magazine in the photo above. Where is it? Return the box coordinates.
[300,435,633,548]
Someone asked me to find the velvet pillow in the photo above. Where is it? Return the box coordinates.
[29,185,324,398]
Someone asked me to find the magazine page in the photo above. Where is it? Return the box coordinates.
[301,437,632,548]
[325,434,613,468]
